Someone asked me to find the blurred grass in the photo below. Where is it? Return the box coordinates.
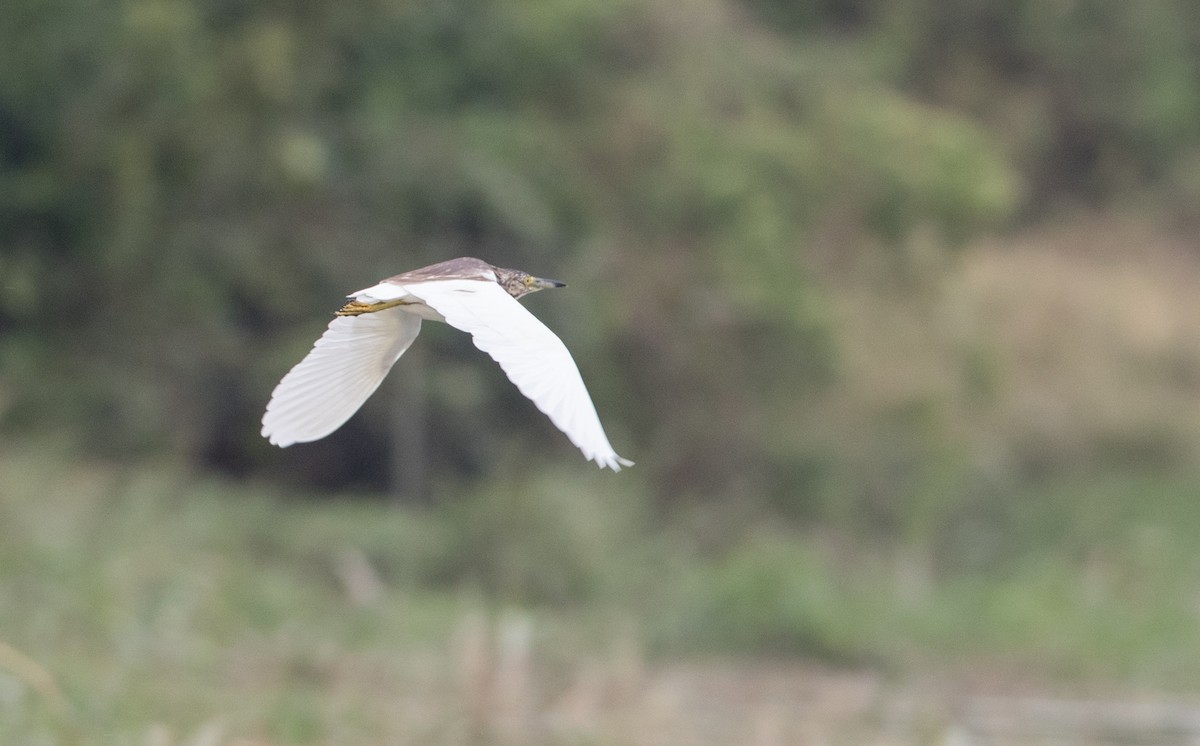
[653,473,1200,686]
[3,443,1200,742]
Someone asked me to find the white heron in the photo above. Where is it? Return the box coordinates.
[261,257,632,470]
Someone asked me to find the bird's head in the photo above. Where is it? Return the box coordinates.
[496,267,567,299]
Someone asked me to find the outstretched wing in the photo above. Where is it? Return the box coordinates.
[404,279,632,470]
[262,308,422,447]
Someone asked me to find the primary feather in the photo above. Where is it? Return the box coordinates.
[404,279,632,470]
[262,309,421,447]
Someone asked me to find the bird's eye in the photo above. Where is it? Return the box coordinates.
[523,276,534,286]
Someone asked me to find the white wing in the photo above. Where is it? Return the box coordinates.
[348,280,410,302]
[404,279,632,470]
[262,308,421,447]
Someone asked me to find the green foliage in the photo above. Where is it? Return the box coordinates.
[875,0,1200,201]
[436,468,651,604]
[4,1,1200,592]
[656,531,885,661]
[7,3,1200,733]
[0,0,1027,496]
[4,448,1200,743]
[829,90,1019,244]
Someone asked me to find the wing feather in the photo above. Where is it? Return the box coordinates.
[262,308,422,447]
[403,280,632,470]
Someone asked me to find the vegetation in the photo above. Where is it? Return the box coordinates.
[3,444,1200,742]
[4,0,1200,739]
[6,1,1200,493]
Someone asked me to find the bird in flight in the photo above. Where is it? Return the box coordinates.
[262,257,632,470]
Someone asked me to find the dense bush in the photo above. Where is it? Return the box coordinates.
[3,0,1198,525]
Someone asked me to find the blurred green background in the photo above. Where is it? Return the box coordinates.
[5,0,1200,742]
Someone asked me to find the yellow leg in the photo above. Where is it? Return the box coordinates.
[336,299,411,317]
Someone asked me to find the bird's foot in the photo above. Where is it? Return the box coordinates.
[335,299,410,316]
